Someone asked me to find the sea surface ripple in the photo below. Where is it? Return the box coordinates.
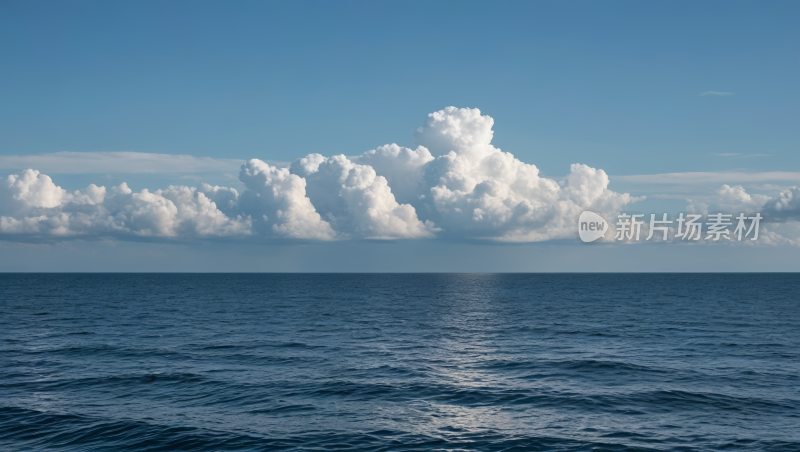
[1,273,799,451]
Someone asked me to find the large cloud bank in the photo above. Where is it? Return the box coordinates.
[1,107,646,242]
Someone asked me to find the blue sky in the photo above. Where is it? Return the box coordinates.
[1,1,799,271]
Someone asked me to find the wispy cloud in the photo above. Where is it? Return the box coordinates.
[613,171,800,185]
[712,152,772,158]
[0,152,286,175]
[699,91,735,96]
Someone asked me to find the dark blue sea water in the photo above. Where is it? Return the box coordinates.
[1,274,799,451]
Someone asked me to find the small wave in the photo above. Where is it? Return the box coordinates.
[0,407,672,451]
[478,359,667,375]
[3,406,799,451]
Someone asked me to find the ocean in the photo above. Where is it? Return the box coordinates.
[1,273,798,451]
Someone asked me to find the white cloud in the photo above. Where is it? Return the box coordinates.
[4,169,68,208]
[239,159,336,240]
[700,91,735,96]
[0,107,646,243]
[8,106,799,247]
[394,107,642,241]
[290,154,436,239]
[685,199,709,215]
[715,184,770,212]
[353,144,434,206]
[0,171,252,239]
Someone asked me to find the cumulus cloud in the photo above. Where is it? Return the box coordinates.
[353,144,433,206]
[697,184,800,222]
[715,184,770,212]
[0,107,644,243]
[289,154,436,239]
[761,187,800,221]
[673,184,800,246]
[4,170,70,209]
[0,170,251,239]
[238,159,336,240]
[399,107,642,241]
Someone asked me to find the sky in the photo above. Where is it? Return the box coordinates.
[1,0,799,271]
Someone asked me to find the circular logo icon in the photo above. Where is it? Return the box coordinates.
[578,210,608,243]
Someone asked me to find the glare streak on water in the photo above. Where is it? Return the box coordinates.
[0,273,799,451]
